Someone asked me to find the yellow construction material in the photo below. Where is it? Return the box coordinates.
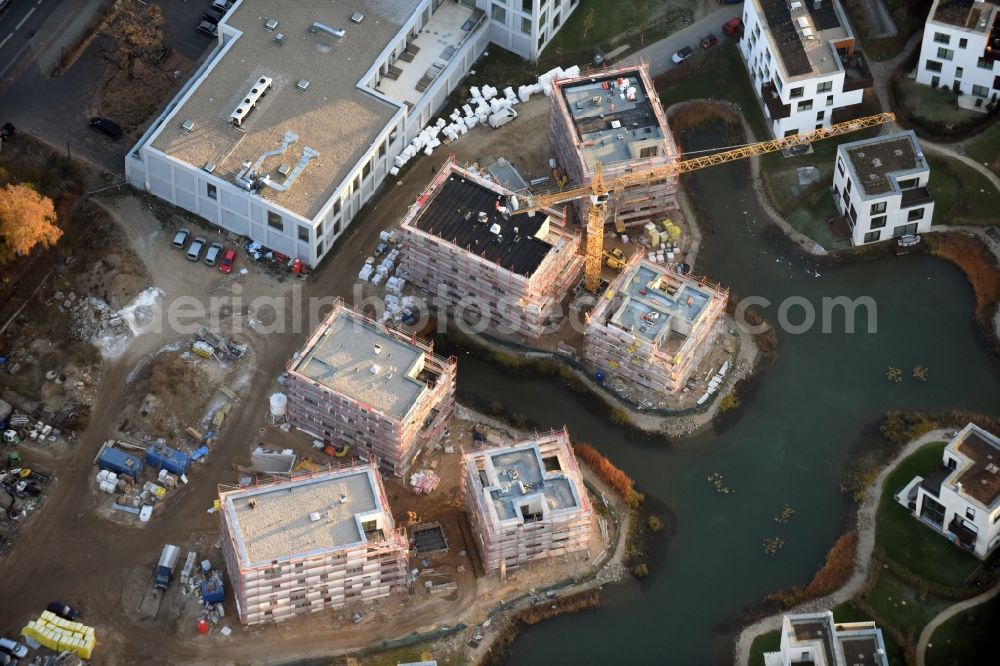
[23,613,97,661]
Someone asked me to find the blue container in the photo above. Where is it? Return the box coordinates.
[199,577,225,604]
[98,447,144,479]
[595,371,606,383]
[146,442,192,476]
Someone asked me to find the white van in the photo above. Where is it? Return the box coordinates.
[488,108,517,129]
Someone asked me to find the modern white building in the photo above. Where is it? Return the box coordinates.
[739,0,873,138]
[763,611,889,666]
[482,0,580,62]
[914,0,1000,106]
[125,0,574,268]
[832,131,934,245]
[897,423,1000,559]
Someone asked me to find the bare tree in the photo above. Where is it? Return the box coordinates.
[101,1,166,80]
[581,8,595,41]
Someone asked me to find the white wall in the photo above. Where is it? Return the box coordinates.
[915,20,1000,102]
[478,0,580,61]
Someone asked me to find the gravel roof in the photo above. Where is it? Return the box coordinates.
[842,132,923,196]
[151,0,418,219]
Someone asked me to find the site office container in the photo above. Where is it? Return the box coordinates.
[98,447,144,480]
[146,442,192,476]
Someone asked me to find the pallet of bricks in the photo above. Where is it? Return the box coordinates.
[22,610,97,659]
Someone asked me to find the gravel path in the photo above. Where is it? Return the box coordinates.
[916,581,1000,666]
[732,429,955,665]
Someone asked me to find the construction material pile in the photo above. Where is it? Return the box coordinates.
[409,470,440,495]
[22,611,97,660]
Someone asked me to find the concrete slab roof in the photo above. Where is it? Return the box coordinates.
[151,0,417,219]
[223,466,383,566]
[290,305,429,420]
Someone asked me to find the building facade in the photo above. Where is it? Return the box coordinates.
[461,429,593,573]
[218,463,409,625]
[583,253,728,395]
[832,131,934,245]
[549,63,680,230]
[763,611,889,666]
[899,423,1000,559]
[285,299,456,476]
[740,0,873,138]
[480,0,580,61]
[397,161,583,338]
[915,0,1000,105]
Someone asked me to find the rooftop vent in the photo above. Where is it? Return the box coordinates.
[297,79,310,91]
[265,18,279,31]
[203,162,216,173]
[489,223,502,235]
[338,492,347,504]
[277,164,291,176]
[309,22,345,39]
[370,363,381,374]
[872,157,882,168]
[351,12,364,24]
[988,463,999,474]
[230,76,273,126]
[894,149,904,157]
[309,511,321,522]
[181,119,195,132]
[373,343,383,355]
[274,33,285,45]
[477,211,488,224]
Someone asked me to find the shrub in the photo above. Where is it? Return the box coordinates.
[632,563,649,578]
[880,412,940,446]
[573,442,637,504]
[646,515,664,534]
[925,234,1000,323]
[769,532,859,606]
[609,407,630,426]
[719,394,741,413]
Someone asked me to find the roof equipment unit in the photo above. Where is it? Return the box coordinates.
[230,76,273,127]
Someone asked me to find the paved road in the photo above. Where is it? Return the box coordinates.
[0,0,64,80]
[627,3,740,76]
[916,581,1000,666]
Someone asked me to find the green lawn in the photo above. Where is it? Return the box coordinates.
[865,570,952,641]
[925,593,1000,666]
[786,186,846,251]
[893,77,984,136]
[747,629,780,666]
[875,443,982,589]
[961,121,1000,179]
[841,0,931,61]
[926,155,1000,226]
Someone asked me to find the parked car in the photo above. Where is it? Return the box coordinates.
[46,602,79,621]
[187,237,207,261]
[723,17,743,36]
[172,228,190,249]
[211,0,233,10]
[196,20,218,37]
[204,241,223,266]
[202,7,224,24]
[0,638,27,659]
[671,46,694,64]
[700,34,718,49]
[219,247,237,274]
[88,117,123,140]
[0,652,12,665]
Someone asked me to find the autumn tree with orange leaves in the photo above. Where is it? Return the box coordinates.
[0,184,62,263]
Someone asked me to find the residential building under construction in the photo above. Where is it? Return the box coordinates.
[218,463,409,626]
[461,428,593,574]
[549,63,680,231]
[285,299,456,476]
[584,253,728,395]
[397,161,583,338]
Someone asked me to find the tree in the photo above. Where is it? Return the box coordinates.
[581,8,595,40]
[101,0,166,80]
[0,184,62,263]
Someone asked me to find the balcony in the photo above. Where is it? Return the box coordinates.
[948,517,978,550]
[900,186,934,209]
[841,51,874,93]
[760,81,791,120]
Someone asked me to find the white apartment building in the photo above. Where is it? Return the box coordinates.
[832,131,934,245]
[898,423,1000,559]
[764,611,889,666]
[482,0,580,61]
[915,0,1000,105]
[126,0,573,268]
[739,0,873,138]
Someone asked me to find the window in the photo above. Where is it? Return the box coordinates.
[491,3,506,21]
[207,183,217,200]
[797,99,813,111]
[639,146,659,158]
[353,175,360,192]
[967,507,976,520]
[522,0,532,11]
[837,158,844,176]
[959,38,968,49]
[995,75,1000,90]
[817,81,832,93]
[972,84,989,98]
[362,159,371,179]
[937,47,954,61]
[893,222,918,236]
[816,110,825,121]
[870,215,887,229]
[870,202,887,215]
[826,95,834,106]
[933,32,949,45]
[955,67,964,79]
[520,17,531,33]
[907,207,925,221]
[316,221,324,238]
[267,211,282,230]
[333,220,341,235]
[552,13,560,29]
[925,60,943,73]
[848,203,858,224]
[898,177,918,189]
[298,225,309,243]
[334,198,341,216]
[790,86,804,98]
[863,230,881,243]
[538,31,546,48]
[977,57,992,70]
[378,141,386,158]
[846,178,852,194]
[783,128,799,137]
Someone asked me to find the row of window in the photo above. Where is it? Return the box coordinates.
[863,222,920,243]
[932,32,970,50]
[926,57,996,74]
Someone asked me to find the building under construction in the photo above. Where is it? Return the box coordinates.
[461,428,593,574]
[549,63,680,230]
[285,299,456,476]
[584,253,728,395]
[397,162,583,338]
[218,462,409,626]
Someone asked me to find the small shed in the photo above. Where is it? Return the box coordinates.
[146,442,192,476]
[98,447,144,480]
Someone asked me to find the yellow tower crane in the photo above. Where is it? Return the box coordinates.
[509,112,896,293]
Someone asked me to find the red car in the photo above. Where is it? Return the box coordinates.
[219,247,237,274]
[700,34,718,49]
[723,17,743,36]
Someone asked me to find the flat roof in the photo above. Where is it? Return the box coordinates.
[486,446,578,521]
[223,467,382,566]
[931,0,1000,32]
[608,260,716,348]
[558,71,667,171]
[791,618,837,665]
[754,0,853,79]
[151,0,417,219]
[842,132,924,196]
[291,305,428,420]
[951,425,1000,506]
[411,169,554,277]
